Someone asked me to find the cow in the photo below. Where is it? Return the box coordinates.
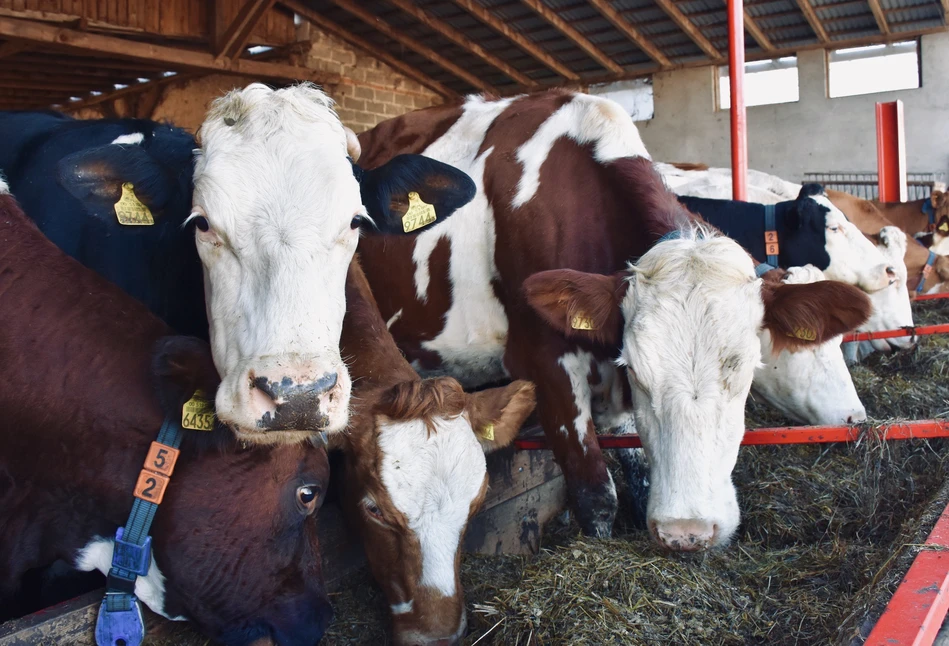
[872,189,949,247]
[0,179,334,646]
[678,187,897,292]
[331,258,535,646]
[351,90,871,544]
[827,189,949,296]
[655,161,803,203]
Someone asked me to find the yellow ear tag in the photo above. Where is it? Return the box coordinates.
[114,182,154,226]
[182,389,216,431]
[939,222,948,233]
[480,423,495,442]
[402,191,437,233]
[571,313,596,331]
[787,327,817,342]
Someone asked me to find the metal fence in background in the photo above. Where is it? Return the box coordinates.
[802,171,949,201]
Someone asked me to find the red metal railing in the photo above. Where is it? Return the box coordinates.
[843,323,949,343]
[513,420,949,451]
[913,292,949,301]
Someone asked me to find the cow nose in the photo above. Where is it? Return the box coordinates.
[886,266,897,281]
[653,519,715,552]
[249,371,340,431]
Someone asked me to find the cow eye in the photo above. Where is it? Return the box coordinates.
[363,498,385,522]
[828,225,839,232]
[297,485,321,515]
[193,216,210,232]
[351,214,367,230]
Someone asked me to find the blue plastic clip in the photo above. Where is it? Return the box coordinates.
[112,527,152,576]
[95,595,145,646]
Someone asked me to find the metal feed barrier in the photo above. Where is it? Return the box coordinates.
[802,171,948,201]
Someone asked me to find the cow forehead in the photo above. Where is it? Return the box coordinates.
[376,415,486,597]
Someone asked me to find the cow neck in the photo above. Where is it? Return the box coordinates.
[680,196,791,269]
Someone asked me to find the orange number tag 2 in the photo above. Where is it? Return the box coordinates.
[133,442,179,504]
[764,230,779,257]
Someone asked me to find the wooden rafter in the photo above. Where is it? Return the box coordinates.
[652,0,722,60]
[447,0,578,81]
[519,0,623,74]
[0,16,336,84]
[323,0,495,92]
[866,0,891,33]
[281,0,457,98]
[587,0,671,67]
[797,0,824,43]
[214,0,277,60]
[383,0,535,87]
[742,11,775,50]
[59,71,202,112]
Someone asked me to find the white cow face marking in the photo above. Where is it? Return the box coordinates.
[192,83,360,441]
[818,195,895,293]
[753,266,866,425]
[862,226,915,352]
[110,132,145,146]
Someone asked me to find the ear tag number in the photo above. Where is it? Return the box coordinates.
[114,183,154,226]
[939,222,948,233]
[764,230,779,256]
[787,327,817,342]
[480,423,495,442]
[571,313,596,331]
[182,390,216,431]
[402,191,438,233]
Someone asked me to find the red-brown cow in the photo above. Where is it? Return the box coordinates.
[0,178,332,646]
[332,258,535,646]
[354,91,871,545]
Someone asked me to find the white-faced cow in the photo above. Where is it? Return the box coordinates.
[351,90,871,544]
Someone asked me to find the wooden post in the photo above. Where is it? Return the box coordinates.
[876,100,907,202]
[728,0,748,201]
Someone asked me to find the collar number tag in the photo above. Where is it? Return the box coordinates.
[182,390,216,431]
[571,314,595,330]
[114,183,154,226]
[764,230,779,257]
[402,192,438,233]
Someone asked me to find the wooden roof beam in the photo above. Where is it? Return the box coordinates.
[447,0,578,81]
[866,0,891,33]
[652,0,723,60]
[281,0,457,98]
[213,0,277,60]
[743,11,776,50]
[588,0,671,67]
[322,0,496,93]
[519,0,623,74]
[0,16,337,84]
[383,0,536,87]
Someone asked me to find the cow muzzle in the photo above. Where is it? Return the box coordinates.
[650,518,716,552]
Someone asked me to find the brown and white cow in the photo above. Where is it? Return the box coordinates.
[351,91,871,544]
[331,258,535,646]
[872,190,949,246]
[0,179,333,646]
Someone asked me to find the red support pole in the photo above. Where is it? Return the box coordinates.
[876,100,907,202]
[728,0,747,201]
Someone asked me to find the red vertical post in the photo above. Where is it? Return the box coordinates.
[876,100,907,202]
[728,0,747,201]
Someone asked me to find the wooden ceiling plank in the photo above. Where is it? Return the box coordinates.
[519,0,623,74]
[321,0,496,92]
[280,0,457,98]
[214,0,277,60]
[383,0,536,87]
[742,10,776,50]
[448,0,578,80]
[866,0,891,33]
[60,71,203,112]
[652,0,722,60]
[587,0,671,67]
[0,40,29,58]
[0,16,338,83]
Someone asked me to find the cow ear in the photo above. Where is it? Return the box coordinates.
[466,381,536,453]
[356,154,476,235]
[57,144,170,216]
[761,280,871,353]
[151,335,221,414]
[792,184,827,231]
[523,269,627,347]
[931,190,945,211]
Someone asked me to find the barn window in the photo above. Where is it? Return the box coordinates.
[827,41,920,98]
[717,57,799,110]
[588,77,655,121]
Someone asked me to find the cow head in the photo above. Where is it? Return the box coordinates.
[335,378,535,646]
[864,226,915,352]
[524,230,871,551]
[75,337,333,646]
[790,184,896,292]
[752,265,866,425]
[191,83,474,443]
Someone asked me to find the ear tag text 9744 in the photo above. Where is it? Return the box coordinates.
[402,191,437,233]
[114,183,154,226]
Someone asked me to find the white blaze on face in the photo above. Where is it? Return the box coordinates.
[753,265,866,425]
[862,226,915,351]
[617,232,761,549]
[818,195,894,293]
[377,416,486,597]
[75,537,186,621]
[110,132,145,146]
[192,83,360,435]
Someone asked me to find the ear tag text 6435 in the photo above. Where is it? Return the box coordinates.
[114,183,154,226]
[402,191,437,233]
[182,390,215,431]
